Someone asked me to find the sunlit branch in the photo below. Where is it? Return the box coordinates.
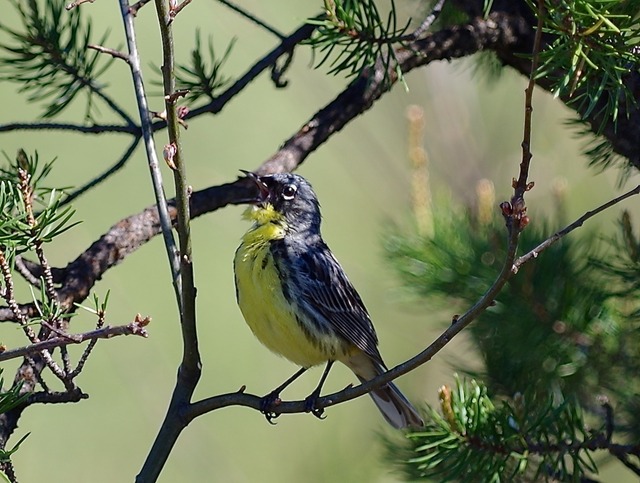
[0,319,149,363]
[118,0,182,296]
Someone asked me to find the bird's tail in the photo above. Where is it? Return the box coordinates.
[345,352,424,429]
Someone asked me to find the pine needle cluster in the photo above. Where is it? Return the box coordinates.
[0,0,114,120]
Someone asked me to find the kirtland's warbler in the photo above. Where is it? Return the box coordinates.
[234,172,423,429]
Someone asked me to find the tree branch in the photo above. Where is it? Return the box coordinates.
[452,1,640,169]
[186,180,640,420]
[0,122,137,135]
[217,0,285,39]
[0,5,638,476]
[27,388,88,404]
[3,3,639,168]
[0,318,150,363]
[129,0,153,17]
[162,20,318,125]
[87,43,131,64]
[136,1,201,480]
[168,0,193,21]
[513,183,640,272]
[0,13,603,323]
[65,0,95,12]
[118,0,182,298]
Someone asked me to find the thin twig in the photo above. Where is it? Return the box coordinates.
[40,321,78,341]
[60,344,73,375]
[118,0,182,298]
[513,184,640,272]
[514,0,545,199]
[155,0,199,367]
[217,0,285,39]
[17,159,73,382]
[69,306,108,378]
[0,318,149,363]
[0,248,68,382]
[169,0,192,21]
[0,251,39,344]
[21,166,68,380]
[156,20,318,127]
[0,122,136,134]
[13,257,41,288]
[32,245,57,313]
[65,0,95,11]
[129,0,153,16]
[88,44,131,64]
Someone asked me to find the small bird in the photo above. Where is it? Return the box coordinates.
[234,172,423,429]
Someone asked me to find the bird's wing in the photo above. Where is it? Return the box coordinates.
[293,243,383,364]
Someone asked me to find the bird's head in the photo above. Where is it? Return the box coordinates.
[241,171,321,234]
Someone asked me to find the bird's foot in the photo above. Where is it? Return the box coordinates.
[260,390,282,425]
[304,391,326,420]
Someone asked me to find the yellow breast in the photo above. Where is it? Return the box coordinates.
[234,213,335,368]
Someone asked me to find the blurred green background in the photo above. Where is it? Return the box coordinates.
[0,1,636,482]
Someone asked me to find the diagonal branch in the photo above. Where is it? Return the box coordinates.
[197,2,541,420]
[0,14,551,323]
[186,175,640,421]
[154,20,318,127]
[186,223,519,419]
[2,4,639,168]
[0,8,638,467]
[5,7,635,426]
[129,0,153,16]
[217,0,285,39]
[513,183,640,272]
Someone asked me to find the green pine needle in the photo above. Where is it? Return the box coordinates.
[388,377,610,481]
[0,0,114,119]
[305,0,410,85]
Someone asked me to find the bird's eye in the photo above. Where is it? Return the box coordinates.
[282,184,297,200]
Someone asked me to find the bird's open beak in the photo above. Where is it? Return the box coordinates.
[240,170,270,206]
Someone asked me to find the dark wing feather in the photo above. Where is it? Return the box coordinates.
[292,242,383,363]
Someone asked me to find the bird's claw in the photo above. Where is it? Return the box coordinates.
[304,393,326,420]
[261,389,328,422]
[264,411,280,425]
[261,391,282,424]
